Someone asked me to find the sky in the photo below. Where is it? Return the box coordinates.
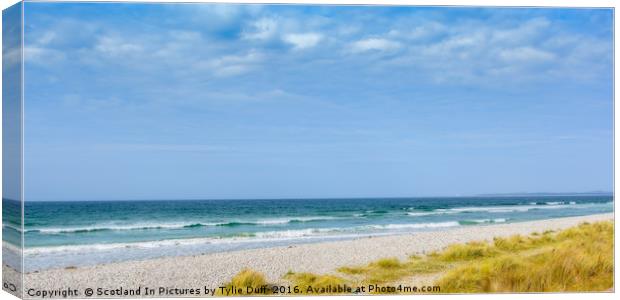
[17,2,613,201]
[3,2,22,202]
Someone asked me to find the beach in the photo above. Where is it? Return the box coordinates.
[8,213,612,297]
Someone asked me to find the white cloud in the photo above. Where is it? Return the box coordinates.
[283,32,323,50]
[37,31,57,45]
[336,25,360,36]
[499,47,556,62]
[424,33,484,55]
[491,18,550,44]
[242,18,278,40]
[376,15,598,84]
[98,143,229,152]
[24,47,66,65]
[389,21,446,40]
[350,38,401,53]
[3,47,21,70]
[95,35,144,57]
[22,12,611,88]
[200,50,263,77]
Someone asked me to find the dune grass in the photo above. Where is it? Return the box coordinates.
[217,269,271,296]
[338,256,447,285]
[438,221,614,292]
[429,241,499,262]
[283,271,348,294]
[221,221,613,294]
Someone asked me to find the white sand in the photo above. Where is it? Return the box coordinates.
[5,213,613,297]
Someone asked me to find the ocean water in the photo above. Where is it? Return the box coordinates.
[1,196,613,271]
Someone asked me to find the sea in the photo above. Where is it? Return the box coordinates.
[1,195,613,272]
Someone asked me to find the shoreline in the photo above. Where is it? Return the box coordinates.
[12,198,613,273]
[9,212,612,296]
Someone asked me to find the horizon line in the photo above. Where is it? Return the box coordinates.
[5,191,614,202]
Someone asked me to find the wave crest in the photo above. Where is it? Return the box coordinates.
[27,216,342,234]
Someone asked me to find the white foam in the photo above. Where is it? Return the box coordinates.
[2,241,22,253]
[406,201,602,217]
[23,221,463,256]
[2,224,23,232]
[442,204,573,214]
[30,222,218,234]
[29,216,344,234]
[468,218,507,223]
[369,221,460,230]
[254,216,338,225]
[406,211,458,216]
[24,237,232,255]
[254,228,337,238]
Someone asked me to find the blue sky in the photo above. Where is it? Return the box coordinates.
[20,3,613,201]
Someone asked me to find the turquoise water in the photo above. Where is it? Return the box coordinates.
[2,196,613,271]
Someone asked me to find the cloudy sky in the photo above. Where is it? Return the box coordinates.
[20,3,613,200]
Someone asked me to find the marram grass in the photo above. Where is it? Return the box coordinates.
[217,269,270,296]
[429,241,499,262]
[438,221,614,292]
[283,272,348,294]
[338,256,446,285]
[220,221,613,294]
